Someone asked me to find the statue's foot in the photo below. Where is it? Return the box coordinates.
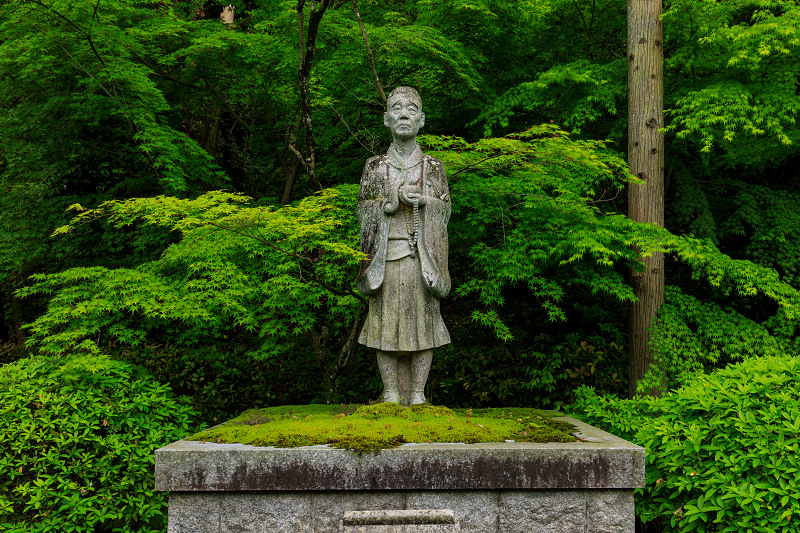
[409,391,426,406]
[382,390,400,404]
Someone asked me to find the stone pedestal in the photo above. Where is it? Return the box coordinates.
[155,417,644,533]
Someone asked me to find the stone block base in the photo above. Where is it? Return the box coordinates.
[167,489,632,533]
[156,417,644,533]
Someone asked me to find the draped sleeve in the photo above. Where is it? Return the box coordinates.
[417,155,451,298]
[356,155,391,296]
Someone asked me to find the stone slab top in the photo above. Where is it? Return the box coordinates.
[155,416,644,491]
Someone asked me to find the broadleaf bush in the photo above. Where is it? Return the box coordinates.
[572,355,800,532]
[0,355,196,533]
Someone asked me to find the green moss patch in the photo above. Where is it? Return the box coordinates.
[188,404,577,453]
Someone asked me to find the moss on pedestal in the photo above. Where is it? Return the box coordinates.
[188,404,576,453]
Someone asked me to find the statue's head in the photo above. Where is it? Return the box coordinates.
[384,86,425,141]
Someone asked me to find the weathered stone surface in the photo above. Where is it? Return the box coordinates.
[220,492,311,533]
[167,492,221,533]
[587,489,635,532]
[165,490,634,533]
[155,417,644,492]
[499,491,586,533]
[312,492,406,533]
[342,509,457,524]
[158,417,642,532]
[405,492,497,533]
[339,509,460,533]
[168,492,313,533]
[340,527,456,533]
[357,87,451,406]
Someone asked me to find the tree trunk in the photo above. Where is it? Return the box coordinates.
[627,0,664,398]
[199,105,222,156]
[280,152,302,205]
[297,0,331,192]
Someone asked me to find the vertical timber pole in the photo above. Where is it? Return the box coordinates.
[627,0,664,397]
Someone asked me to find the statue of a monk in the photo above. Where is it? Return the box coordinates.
[356,87,451,406]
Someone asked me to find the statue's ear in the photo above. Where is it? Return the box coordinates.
[419,112,426,129]
[383,112,390,127]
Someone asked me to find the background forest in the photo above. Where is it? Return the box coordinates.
[1,0,799,531]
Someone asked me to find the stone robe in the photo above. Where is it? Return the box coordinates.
[356,144,451,351]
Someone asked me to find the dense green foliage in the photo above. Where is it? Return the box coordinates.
[2,0,799,396]
[572,355,800,533]
[0,355,195,532]
[22,188,363,360]
[2,0,800,530]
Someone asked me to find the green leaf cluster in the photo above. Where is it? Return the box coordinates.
[19,187,364,363]
[422,125,639,339]
[663,0,800,159]
[0,0,226,194]
[0,355,195,532]
[572,354,800,532]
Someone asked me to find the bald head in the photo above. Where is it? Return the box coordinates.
[387,86,422,111]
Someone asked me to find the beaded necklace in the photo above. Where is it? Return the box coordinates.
[387,153,425,258]
[404,159,424,257]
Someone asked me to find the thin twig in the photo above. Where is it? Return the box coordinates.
[339,82,383,108]
[200,219,366,303]
[328,104,377,155]
[201,76,255,135]
[43,31,121,104]
[496,196,506,243]
[447,153,516,178]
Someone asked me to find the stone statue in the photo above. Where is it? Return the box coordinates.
[356,87,451,406]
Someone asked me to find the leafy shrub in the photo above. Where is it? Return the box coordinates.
[572,355,800,532]
[429,335,627,408]
[641,286,789,393]
[111,342,287,425]
[0,355,196,533]
[19,187,365,398]
[0,342,29,367]
[110,341,383,424]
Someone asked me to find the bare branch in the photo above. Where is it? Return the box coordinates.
[328,104,377,155]
[288,144,309,170]
[296,0,332,191]
[201,77,255,135]
[352,0,386,103]
[328,303,368,382]
[38,27,120,105]
[339,81,383,109]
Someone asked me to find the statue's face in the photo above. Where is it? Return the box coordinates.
[384,95,425,141]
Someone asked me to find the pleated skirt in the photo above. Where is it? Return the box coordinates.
[358,254,450,352]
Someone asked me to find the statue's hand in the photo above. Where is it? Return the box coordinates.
[399,184,425,206]
[407,191,426,206]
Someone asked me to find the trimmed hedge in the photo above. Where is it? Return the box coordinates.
[572,355,800,533]
[0,355,195,533]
